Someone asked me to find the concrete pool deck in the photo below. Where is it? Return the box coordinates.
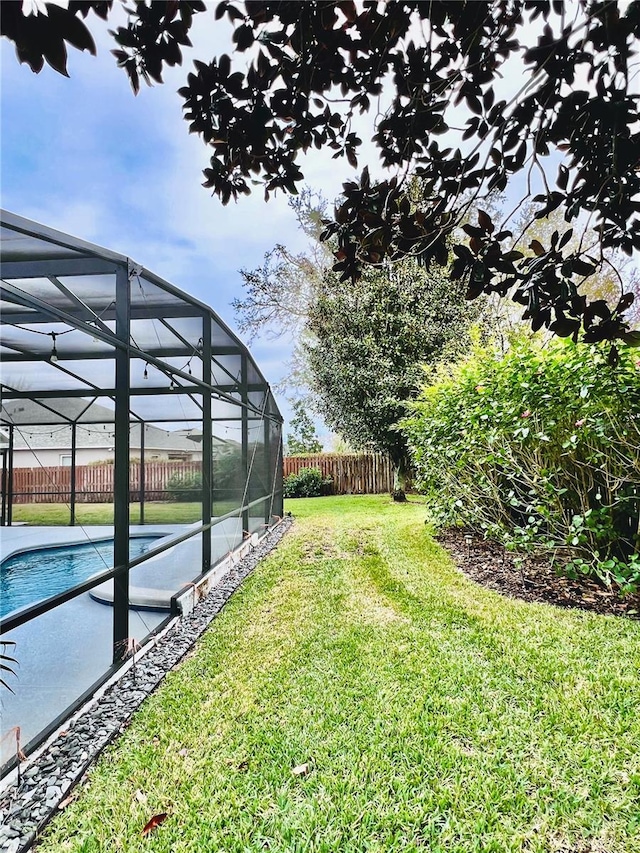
[0,524,189,764]
[1,517,250,615]
[0,516,251,762]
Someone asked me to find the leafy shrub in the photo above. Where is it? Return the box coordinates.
[166,472,202,502]
[210,448,244,502]
[401,334,640,591]
[283,467,333,498]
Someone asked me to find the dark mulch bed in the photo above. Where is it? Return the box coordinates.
[438,528,640,620]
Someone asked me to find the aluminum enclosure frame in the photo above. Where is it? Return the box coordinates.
[0,210,284,665]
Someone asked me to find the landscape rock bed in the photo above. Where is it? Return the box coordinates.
[0,518,293,853]
[439,527,640,620]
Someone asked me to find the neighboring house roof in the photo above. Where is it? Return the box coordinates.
[1,397,114,426]
[173,428,240,452]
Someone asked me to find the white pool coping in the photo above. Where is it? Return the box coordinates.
[0,524,188,564]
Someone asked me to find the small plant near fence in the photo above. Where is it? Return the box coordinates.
[401,334,640,593]
[165,472,203,502]
[283,467,333,498]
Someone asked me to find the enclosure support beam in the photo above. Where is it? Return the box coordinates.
[70,423,77,526]
[7,426,13,527]
[275,427,284,519]
[264,406,271,526]
[1,359,272,419]
[0,451,6,527]
[241,354,249,537]
[201,315,212,574]
[1,258,118,279]
[139,423,145,526]
[0,343,242,358]
[112,263,131,664]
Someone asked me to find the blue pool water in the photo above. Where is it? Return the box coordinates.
[0,537,160,618]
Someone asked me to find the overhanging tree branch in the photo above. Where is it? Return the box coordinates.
[4,0,639,343]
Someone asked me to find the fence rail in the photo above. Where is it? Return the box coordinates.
[9,454,394,503]
[283,453,394,495]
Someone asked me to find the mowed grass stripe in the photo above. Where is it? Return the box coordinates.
[39,496,640,853]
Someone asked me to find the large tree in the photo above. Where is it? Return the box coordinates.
[234,189,330,345]
[236,189,480,497]
[4,1,639,343]
[304,259,480,498]
[511,202,640,330]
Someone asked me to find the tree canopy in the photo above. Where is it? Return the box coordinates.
[234,190,330,344]
[285,400,323,455]
[4,1,640,344]
[303,257,481,495]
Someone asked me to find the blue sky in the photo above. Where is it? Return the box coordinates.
[1,7,363,438]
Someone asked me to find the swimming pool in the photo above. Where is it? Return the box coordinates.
[0,536,160,618]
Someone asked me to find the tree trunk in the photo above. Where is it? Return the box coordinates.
[391,459,408,502]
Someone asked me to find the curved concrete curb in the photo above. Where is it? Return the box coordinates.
[89,582,173,610]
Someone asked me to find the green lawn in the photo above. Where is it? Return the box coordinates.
[11,502,206,526]
[40,496,640,852]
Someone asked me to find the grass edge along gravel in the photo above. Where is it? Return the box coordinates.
[39,495,640,853]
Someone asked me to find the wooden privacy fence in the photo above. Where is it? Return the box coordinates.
[283,453,394,495]
[10,461,202,503]
[9,455,393,503]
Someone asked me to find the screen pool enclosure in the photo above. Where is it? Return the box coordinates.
[0,210,284,770]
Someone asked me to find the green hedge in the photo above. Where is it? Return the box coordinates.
[401,334,640,591]
[165,472,202,502]
[283,467,333,498]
